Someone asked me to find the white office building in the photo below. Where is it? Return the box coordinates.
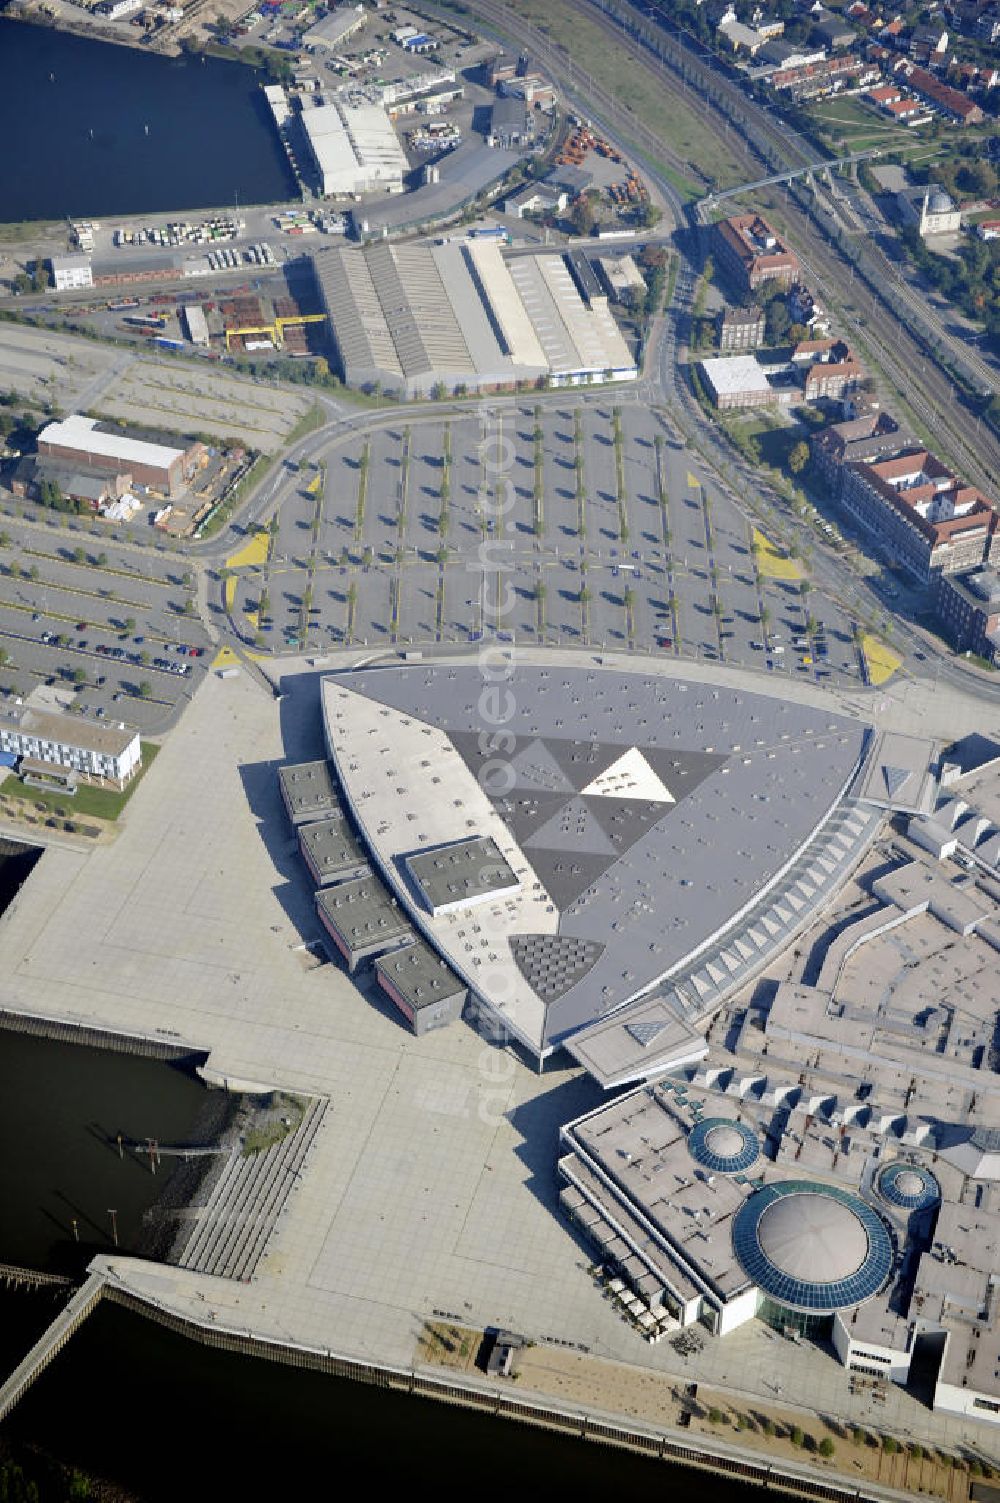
[0,704,141,788]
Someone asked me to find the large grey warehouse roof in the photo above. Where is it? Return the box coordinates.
[322,666,869,1057]
[313,240,634,397]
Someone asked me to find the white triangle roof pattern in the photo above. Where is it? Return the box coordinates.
[580,746,675,803]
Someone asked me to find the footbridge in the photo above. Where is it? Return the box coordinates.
[698,149,881,219]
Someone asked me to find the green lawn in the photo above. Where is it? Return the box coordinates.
[1,742,160,822]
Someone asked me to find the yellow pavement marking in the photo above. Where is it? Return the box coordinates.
[211,645,240,670]
[687,471,700,488]
[862,633,901,686]
[225,531,270,570]
[223,577,236,612]
[306,474,322,496]
[753,527,803,581]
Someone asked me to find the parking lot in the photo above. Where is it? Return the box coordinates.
[233,404,863,684]
[0,522,212,733]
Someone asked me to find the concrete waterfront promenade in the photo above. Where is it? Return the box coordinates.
[0,652,997,1470]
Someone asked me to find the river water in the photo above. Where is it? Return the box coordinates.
[0,19,297,222]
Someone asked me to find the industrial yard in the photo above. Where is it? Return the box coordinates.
[0,321,315,454]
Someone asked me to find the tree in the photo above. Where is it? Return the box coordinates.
[765,298,791,345]
[788,441,810,476]
[819,1437,835,1459]
[137,681,152,699]
[123,617,136,634]
[571,193,596,238]
[707,1408,724,1425]
[790,1426,804,1448]
[71,668,87,686]
[96,552,108,569]
[882,1436,898,1455]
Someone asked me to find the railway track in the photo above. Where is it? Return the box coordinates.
[454,0,1000,490]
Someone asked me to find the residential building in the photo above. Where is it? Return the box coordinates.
[718,304,765,350]
[813,12,856,49]
[935,567,1000,661]
[759,38,828,69]
[884,97,931,124]
[37,415,202,499]
[975,9,1000,44]
[903,64,985,124]
[841,448,1000,581]
[50,255,93,292]
[977,220,1000,241]
[802,342,865,401]
[0,703,141,788]
[809,411,902,495]
[712,213,800,298]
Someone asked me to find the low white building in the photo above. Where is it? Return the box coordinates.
[302,3,365,52]
[96,0,144,18]
[302,97,407,197]
[50,254,94,292]
[0,703,141,788]
[182,303,210,347]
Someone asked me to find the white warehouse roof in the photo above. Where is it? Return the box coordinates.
[700,355,772,398]
[302,98,407,197]
[39,414,186,470]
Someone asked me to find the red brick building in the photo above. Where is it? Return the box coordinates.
[712,214,801,298]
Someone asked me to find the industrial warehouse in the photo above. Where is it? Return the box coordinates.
[300,96,409,199]
[36,414,203,499]
[312,241,637,395]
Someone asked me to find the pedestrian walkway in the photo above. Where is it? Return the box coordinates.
[178,1097,328,1281]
